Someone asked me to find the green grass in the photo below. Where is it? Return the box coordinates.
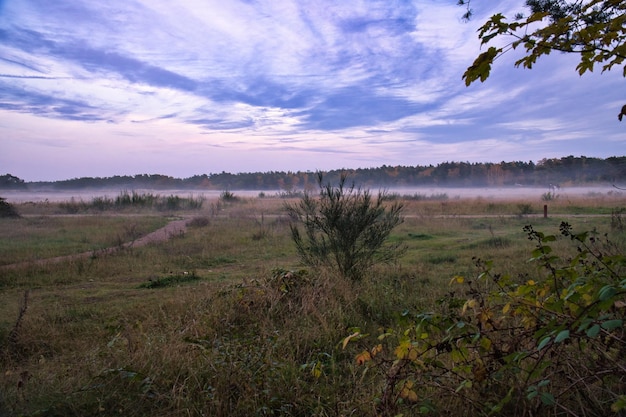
[0,215,170,265]
[0,194,624,417]
[138,272,201,289]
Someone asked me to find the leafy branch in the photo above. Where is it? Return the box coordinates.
[343,222,626,416]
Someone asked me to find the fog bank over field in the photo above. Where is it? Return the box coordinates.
[2,185,623,204]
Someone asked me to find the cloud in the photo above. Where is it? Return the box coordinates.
[298,85,423,130]
[0,0,624,181]
[0,81,110,121]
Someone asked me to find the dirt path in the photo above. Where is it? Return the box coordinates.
[0,217,189,271]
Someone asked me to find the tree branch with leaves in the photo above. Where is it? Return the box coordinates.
[460,0,626,119]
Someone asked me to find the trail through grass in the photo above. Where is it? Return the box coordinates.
[0,193,624,416]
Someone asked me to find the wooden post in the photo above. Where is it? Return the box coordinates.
[544,204,548,218]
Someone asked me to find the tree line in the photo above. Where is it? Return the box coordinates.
[2,155,625,191]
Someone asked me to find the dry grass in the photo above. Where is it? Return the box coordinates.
[0,192,624,416]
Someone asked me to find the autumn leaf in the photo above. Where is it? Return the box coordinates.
[342,331,360,350]
[311,361,322,378]
[371,344,383,357]
[356,350,372,365]
[450,275,464,284]
[400,380,419,402]
[394,339,411,359]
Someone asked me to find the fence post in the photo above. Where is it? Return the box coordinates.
[544,204,548,218]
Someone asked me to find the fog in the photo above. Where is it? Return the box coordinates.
[2,186,622,204]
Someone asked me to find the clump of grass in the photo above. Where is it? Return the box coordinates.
[275,190,304,198]
[206,256,237,266]
[407,232,434,240]
[465,236,512,249]
[251,215,271,240]
[516,203,534,216]
[115,190,157,207]
[400,193,449,201]
[541,191,557,201]
[59,197,88,213]
[138,272,200,289]
[425,253,457,264]
[471,222,491,230]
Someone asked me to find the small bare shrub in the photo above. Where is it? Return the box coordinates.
[7,290,29,356]
[517,203,534,216]
[187,216,210,228]
[611,207,624,231]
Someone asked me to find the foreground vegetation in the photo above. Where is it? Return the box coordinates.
[0,190,624,416]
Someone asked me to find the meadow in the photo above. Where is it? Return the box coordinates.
[0,190,624,416]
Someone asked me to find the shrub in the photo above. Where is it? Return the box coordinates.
[344,222,626,416]
[517,203,534,216]
[186,216,210,228]
[541,191,557,201]
[612,207,625,231]
[0,197,20,218]
[219,190,238,202]
[59,197,87,213]
[285,172,405,281]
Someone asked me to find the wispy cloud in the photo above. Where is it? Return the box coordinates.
[0,0,624,181]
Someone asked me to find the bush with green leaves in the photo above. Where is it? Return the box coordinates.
[285,173,405,281]
[344,222,626,416]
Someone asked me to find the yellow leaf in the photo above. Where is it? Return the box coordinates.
[394,340,411,359]
[479,308,493,323]
[400,387,419,402]
[406,390,418,402]
[480,337,492,352]
[342,332,360,350]
[311,362,322,378]
[371,344,383,357]
[462,299,477,315]
[502,302,511,314]
[451,275,464,285]
[527,279,535,286]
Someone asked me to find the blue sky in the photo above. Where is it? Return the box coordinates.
[1,0,624,182]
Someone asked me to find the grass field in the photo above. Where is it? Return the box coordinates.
[0,191,625,416]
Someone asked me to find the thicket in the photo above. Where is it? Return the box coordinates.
[58,191,204,213]
[0,197,20,218]
[344,223,626,416]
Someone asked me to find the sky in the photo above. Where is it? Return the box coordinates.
[1,0,624,182]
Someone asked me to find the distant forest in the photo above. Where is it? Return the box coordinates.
[2,156,626,191]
